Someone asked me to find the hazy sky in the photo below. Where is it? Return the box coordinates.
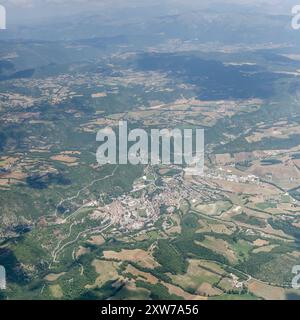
[1,0,298,25]
[1,0,297,9]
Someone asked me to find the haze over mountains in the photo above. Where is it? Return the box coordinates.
[0,0,299,43]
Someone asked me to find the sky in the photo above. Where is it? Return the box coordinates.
[1,0,297,8]
[0,0,299,25]
[1,0,153,24]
